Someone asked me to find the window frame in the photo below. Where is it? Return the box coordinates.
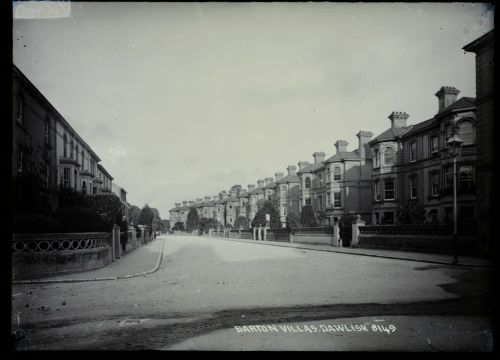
[409,142,417,163]
[384,178,395,200]
[333,191,341,208]
[383,146,395,166]
[409,175,417,199]
[333,166,341,181]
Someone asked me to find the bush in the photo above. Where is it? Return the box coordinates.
[13,213,60,234]
[56,206,108,233]
[251,201,281,228]
[286,212,301,229]
[233,216,249,230]
[299,205,318,227]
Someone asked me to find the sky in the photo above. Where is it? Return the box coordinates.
[12,2,494,220]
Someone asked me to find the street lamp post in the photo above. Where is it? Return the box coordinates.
[446,135,463,265]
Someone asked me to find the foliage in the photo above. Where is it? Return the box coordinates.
[172,222,185,231]
[55,206,108,233]
[286,212,301,229]
[233,216,249,230]
[13,213,60,234]
[251,200,281,228]
[138,204,155,228]
[159,219,170,232]
[199,218,218,232]
[299,205,318,227]
[87,193,124,230]
[395,203,426,225]
[12,172,57,215]
[186,208,200,231]
[129,205,141,225]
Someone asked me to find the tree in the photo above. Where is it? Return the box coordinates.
[87,193,124,230]
[251,200,281,228]
[129,205,141,225]
[199,218,218,233]
[300,205,318,227]
[286,212,301,229]
[159,219,170,232]
[234,216,249,230]
[138,204,155,228]
[186,208,200,231]
[172,222,185,231]
[395,203,426,225]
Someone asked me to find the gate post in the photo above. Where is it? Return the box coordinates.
[332,218,340,247]
[351,215,365,248]
[113,224,121,259]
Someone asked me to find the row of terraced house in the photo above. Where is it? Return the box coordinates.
[12,65,131,220]
[170,31,494,237]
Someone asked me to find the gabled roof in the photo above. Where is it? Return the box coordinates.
[276,174,300,184]
[239,191,249,198]
[324,151,361,163]
[463,30,494,52]
[296,162,325,175]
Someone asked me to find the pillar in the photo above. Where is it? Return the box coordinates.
[351,215,365,248]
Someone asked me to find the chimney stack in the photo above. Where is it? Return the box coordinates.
[196,198,203,203]
[248,184,256,192]
[298,161,309,171]
[335,140,349,154]
[213,195,219,201]
[287,165,297,176]
[182,201,187,207]
[388,111,409,129]
[356,131,373,159]
[312,152,326,164]
[188,201,194,207]
[257,179,265,188]
[435,86,460,112]
[175,203,181,207]
[265,177,274,185]
[204,196,211,201]
[274,172,284,181]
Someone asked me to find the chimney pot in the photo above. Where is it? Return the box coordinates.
[312,152,326,164]
[435,86,460,112]
[287,165,297,176]
[298,161,310,170]
[388,111,409,128]
[334,140,349,154]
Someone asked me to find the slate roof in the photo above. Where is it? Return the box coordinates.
[401,118,435,138]
[370,127,410,143]
[276,174,300,184]
[324,151,361,163]
[296,162,325,175]
[262,181,276,189]
[437,97,475,115]
[248,187,265,195]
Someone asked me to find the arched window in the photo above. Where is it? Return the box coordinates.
[333,167,341,181]
[384,147,395,165]
[458,120,475,145]
[305,177,311,189]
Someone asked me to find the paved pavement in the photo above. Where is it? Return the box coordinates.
[12,237,165,284]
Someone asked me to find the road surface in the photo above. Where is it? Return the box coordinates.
[11,235,493,350]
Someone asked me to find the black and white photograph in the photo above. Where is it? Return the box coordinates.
[11,1,495,351]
